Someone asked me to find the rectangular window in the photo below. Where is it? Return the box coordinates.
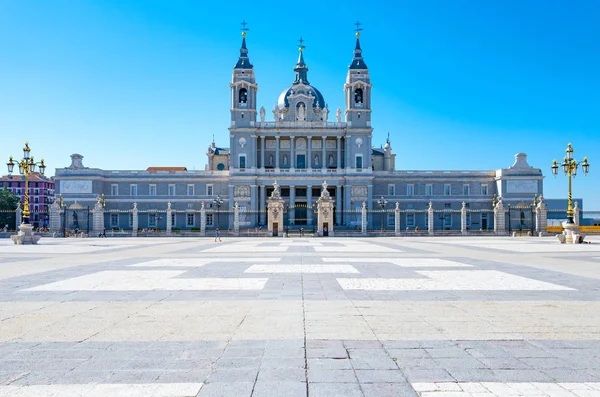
[186,213,195,226]
[239,155,246,170]
[388,184,395,196]
[463,184,469,196]
[466,212,471,226]
[149,213,157,227]
[355,155,363,169]
[171,212,176,227]
[407,184,414,196]
[425,184,432,196]
[481,184,488,196]
[111,184,118,196]
[444,185,451,196]
[206,184,213,196]
[110,213,119,227]
[130,184,138,196]
[168,184,175,196]
[387,213,395,227]
[187,184,195,196]
[406,213,415,227]
[206,213,214,226]
[444,214,452,228]
[34,188,39,196]
[149,184,157,196]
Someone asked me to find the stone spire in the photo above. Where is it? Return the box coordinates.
[293,37,309,85]
[234,22,253,69]
[350,21,368,69]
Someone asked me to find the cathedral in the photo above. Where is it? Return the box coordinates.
[55,28,544,233]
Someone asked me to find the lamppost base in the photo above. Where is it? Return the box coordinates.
[557,221,583,244]
[11,223,41,245]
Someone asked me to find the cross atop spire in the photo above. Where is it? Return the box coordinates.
[354,20,363,36]
[298,36,306,52]
[240,20,249,36]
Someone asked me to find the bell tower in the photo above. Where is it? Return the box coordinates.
[230,21,257,128]
[344,22,372,127]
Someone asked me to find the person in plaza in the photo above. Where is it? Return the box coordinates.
[215,226,221,242]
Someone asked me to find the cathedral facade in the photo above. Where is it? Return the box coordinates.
[55,31,544,232]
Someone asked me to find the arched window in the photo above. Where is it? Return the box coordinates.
[238,88,248,105]
[354,88,363,104]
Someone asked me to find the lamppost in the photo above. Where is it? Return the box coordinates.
[377,196,387,232]
[6,142,46,244]
[551,143,590,224]
[213,195,224,229]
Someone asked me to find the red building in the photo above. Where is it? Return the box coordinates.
[0,173,55,228]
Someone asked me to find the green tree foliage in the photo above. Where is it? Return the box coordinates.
[0,188,19,229]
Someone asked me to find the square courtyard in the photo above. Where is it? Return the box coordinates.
[1,235,600,396]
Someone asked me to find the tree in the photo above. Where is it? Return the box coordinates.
[0,188,19,229]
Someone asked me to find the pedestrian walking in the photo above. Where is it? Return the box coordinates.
[215,227,221,242]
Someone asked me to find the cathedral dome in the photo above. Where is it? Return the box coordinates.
[277,85,326,109]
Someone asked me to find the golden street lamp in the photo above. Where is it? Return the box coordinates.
[551,143,590,225]
[7,142,47,225]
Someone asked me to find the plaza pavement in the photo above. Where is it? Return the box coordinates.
[1,235,600,396]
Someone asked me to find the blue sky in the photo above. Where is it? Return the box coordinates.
[1,0,598,207]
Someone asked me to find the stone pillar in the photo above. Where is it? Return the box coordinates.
[536,196,547,237]
[290,136,295,170]
[494,197,505,235]
[267,181,284,237]
[234,202,240,236]
[200,201,206,236]
[289,185,295,225]
[316,181,334,237]
[428,201,434,236]
[306,185,313,226]
[335,185,342,226]
[394,201,400,236]
[15,202,22,229]
[367,185,373,228]
[49,201,60,234]
[275,136,280,169]
[228,185,234,230]
[166,202,172,235]
[361,201,367,236]
[93,198,104,237]
[260,136,265,169]
[307,137,312,170]
[132,203,138,237]
[250,185,257,227]
[321,136,326,171]
[573,201,580,226]
[336,136,341,169]
[260,185,266,226]
[461,201,467,235]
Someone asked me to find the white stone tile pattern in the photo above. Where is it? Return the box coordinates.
[314,241,403,252]
[337,270,574,291]
[201,244,289,252]
[25,271,268,291]
[245,264,359,273]
[412,382,600,396]
[323,257,473,267]
[0,383,203,396]
[0,245,134,254]
[130,257,282,267]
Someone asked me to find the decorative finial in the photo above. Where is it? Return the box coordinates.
[240,20,249,37]
[354,20,363,37]
[298,36,306,52]
[387,132,390,143]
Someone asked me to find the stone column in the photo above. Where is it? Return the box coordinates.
[361,201,367,236]
[250,185,257,227]
[49,201,60,234]
[289,185,295,225]
[336,136,341,169]
[306,185,313,226]
[260,185,266,226]
[573,201,580,226]
[200,201,206,236]
[15,203,22,229]
[321,136,326,171]
[228,185,234,229]
[260,136,265,169]
[307,137,312,170]
[335,185,342,226]
[234,202,240,236]
[461,201,467,235]
[494,198,505,235]
[394,202,400,236]
[166,202,172,235]
[316,181,334,237]
[428,201,434,236]
[290,136,295,170]
[367,185,373,228]
[275,136,280,169]
[132,203,138,237]
[93,198,104,237]
[536,196,547,237]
